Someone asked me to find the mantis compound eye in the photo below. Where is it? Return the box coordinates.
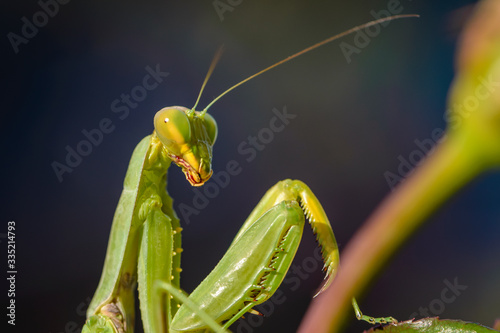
[202,112,218,145]
[154,107,192,155]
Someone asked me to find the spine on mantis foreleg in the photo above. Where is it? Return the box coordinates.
[84,134,181,333]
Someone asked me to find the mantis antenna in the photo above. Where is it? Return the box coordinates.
[194,14,419,115]
[191,46,225,112]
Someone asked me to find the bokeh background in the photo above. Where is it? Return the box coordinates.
[1,0,499,332]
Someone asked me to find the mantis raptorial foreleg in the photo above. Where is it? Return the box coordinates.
[83,134,179,332]
[170,180,339,332]
[83,15,416,333]
[138,205,174,333]
[137,134,182,333]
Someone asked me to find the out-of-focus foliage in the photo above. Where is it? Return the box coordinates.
[365,317,499,333]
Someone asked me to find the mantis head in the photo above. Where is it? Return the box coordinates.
[153,14,420,187]
[154,106,217,186]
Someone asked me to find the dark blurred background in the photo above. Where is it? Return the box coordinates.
[1,0,499,332]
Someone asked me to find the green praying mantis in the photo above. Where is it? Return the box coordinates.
[82,15,417,333]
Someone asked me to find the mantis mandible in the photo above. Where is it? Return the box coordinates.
[82,15,417,333]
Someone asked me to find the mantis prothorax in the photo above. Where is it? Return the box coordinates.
[82,14,418,333]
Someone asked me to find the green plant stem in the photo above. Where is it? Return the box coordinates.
[298,132,484,333]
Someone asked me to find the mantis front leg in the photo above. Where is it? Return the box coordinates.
[170,179,339,332]
[83,134,181,332]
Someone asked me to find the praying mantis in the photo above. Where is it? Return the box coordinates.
[82,15,417,333]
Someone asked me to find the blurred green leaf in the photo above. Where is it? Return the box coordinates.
[365,317,499,333]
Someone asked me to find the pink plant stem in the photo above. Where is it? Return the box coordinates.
[298,133,482,333]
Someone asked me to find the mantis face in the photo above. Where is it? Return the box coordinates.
[154,106,218,186]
